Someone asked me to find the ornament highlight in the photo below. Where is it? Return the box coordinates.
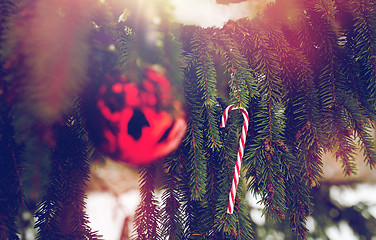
[93,67,186,165]
[220,104,249,214]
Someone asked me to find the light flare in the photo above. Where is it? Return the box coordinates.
[170,0,275,27]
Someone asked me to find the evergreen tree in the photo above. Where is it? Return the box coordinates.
[1,0,376,239]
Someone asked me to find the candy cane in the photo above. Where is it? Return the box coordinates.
[220,104,249,214]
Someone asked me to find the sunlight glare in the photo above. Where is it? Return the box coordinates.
[170,0,275,27]
[170,0,249,27]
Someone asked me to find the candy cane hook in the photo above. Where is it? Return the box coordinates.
[220,104,249,214]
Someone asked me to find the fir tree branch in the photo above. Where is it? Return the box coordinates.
[35,103,100,239]
[233,182,254,240]
[183,43,210,201]
[183,116,206,201]
[159,153,185,240]
[339,95,376,168]
[281,138,312,239]
[295,122,323,187]
[210,28,254,108]
[282,48,323,187]
[206,152,219,232]
[116,22,135,68]
[261,9,318,235]
[285,173,311,239]
[333,110,358,176]
[183,32,214,200]
[303,5,358,177]
[213,179,253,239]
[186,29,222,150]
[222,17,294,223]
[350,0,376,107]
[0,102,23,240]
[355,124,376,168]
[178,154,198,239]
[202,104,222,150]
[132,164,160,240]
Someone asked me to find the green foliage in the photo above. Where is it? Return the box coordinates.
[159,153,186,239]
[1,0,376,239]
[34,103,101,239]
[0,96,22,239]
[132,165,160,240]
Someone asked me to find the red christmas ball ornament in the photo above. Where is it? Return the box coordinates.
[94,67,186,165]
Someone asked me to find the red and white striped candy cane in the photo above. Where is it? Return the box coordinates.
[220,104,249,214]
